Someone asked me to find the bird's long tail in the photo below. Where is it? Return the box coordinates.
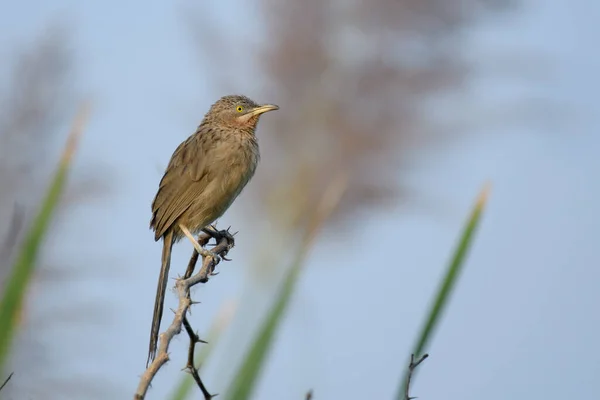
[147,230,174,367]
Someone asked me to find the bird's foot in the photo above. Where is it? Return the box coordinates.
[217,227,235,249]
[202,225,236,251]
[202,224,220,239]
[200,248,221,266]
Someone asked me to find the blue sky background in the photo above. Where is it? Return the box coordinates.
[1,0,599,399]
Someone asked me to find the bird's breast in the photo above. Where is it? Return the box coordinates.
[219,139,259,195]
[202,136,259,217]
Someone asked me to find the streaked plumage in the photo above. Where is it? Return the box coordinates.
[147,95,278,365]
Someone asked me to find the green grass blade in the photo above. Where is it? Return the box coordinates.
[169,301,236,400]
[396,183,491,400]
[224,247,304,400]
[0,105,90,372]
[224,175,348,400]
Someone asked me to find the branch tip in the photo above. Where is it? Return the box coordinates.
[405,353,429,400]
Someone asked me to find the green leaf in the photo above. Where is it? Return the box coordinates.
[224,175,348,400]
[396,183,491,400]
[0,105,90,373]
[224,248,304,400]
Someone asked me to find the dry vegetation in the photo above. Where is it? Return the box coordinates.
[188,0,512,237]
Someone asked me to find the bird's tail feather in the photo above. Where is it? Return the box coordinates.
[147,230,174,367]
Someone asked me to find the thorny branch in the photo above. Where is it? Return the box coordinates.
[134,227,235,400]
[405,353,429,400]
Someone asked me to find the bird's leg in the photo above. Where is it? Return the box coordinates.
[201,226,235,263]
[179,224,221,265]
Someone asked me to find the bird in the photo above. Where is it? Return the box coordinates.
[147,95,278,366]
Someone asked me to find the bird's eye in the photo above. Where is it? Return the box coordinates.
[236,106,244,112]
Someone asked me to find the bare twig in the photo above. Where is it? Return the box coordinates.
[182,316,211,398]
[134,228,235,400]
[0,372,13,392]
[405,353,429,400]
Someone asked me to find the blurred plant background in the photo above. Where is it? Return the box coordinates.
[1,0,598,399]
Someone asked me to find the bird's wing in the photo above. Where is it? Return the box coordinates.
[150,131,214,240]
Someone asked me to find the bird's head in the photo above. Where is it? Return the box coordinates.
[205,95,279,131]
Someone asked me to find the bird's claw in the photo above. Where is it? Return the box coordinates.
[203,249,221,266]
[218,229,235,247]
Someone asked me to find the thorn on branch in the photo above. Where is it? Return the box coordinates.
[405,353,429,400]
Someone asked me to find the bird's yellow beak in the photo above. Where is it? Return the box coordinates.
[238,104,279,122]
[249,104,279,116]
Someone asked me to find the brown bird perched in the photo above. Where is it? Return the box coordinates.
[147,95,278,365]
